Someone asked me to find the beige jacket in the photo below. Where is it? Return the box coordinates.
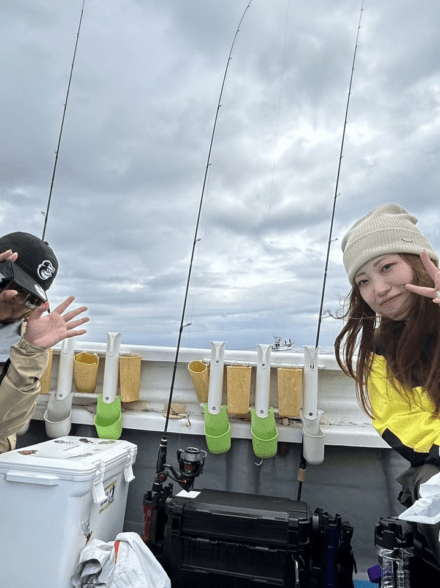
[0,434,16,453]
[0,338,48,439]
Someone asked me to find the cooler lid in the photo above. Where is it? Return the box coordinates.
[0,436,137,481]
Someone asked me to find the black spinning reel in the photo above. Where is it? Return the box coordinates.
[153,437,206,492]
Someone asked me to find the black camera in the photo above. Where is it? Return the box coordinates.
[0,260,46,309]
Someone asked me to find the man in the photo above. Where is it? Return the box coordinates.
[0,232,88,452]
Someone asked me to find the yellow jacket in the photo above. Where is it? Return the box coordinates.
[0,338,48,438]
[369,354,440,465]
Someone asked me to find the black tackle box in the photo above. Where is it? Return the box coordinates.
[375,517,440,585]
[162,488,355,588]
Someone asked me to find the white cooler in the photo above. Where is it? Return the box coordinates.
[0,436,137,587]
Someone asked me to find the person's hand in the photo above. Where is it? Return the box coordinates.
[24,296,89,349]
[0,249,18,264]
[405,250,440,305]
[0,249,19,303]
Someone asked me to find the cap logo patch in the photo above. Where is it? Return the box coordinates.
[38,260,56,281]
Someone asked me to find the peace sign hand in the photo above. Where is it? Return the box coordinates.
[405,250,440,304]
[24,296,89,349]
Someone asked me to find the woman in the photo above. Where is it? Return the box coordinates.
[335,202,440,562]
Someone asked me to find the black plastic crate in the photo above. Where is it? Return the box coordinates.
[163,489,312,587]
[180,537,293,583]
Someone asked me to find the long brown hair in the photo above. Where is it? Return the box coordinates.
[335,253,440,417]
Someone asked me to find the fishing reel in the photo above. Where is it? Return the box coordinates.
[156,443,207,492]
[143,437,207,550]
[151,436,206,495]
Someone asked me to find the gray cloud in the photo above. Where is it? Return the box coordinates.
[1,0,440,352]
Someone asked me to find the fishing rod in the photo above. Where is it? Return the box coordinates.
[297,0,365,502]
[143,1,254,551]
[163,0,253,434]
[42,0,86,241]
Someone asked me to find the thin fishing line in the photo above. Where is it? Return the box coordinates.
[183,166,212,349]
[297,0,365,502]
[164,1,254,433]
[314,0,365,350]
[42,0,86,241]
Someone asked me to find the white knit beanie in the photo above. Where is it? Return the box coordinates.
[341,203,438,285]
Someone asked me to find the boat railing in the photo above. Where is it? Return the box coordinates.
[33,338,388,450]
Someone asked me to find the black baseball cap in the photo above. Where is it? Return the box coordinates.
[0,232,58,303]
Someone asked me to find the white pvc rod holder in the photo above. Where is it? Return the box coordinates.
[255,344,271,417]
[301,345,325,465]
[207,341,225,414]
[102,332,122,404]
[55,337,76,400]
[303,346,318,419]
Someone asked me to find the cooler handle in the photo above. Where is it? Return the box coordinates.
[5,471,59,486]
[92,463,107,504]
[124,450,136,483]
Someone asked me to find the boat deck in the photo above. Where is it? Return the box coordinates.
[19,340,406,582]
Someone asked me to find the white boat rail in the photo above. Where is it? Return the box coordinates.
[33,339,388,450]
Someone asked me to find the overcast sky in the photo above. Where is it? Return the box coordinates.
[1,0,440,351]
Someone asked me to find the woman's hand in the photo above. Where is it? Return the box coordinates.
[24,296,89,349]
[405,250,440,304]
